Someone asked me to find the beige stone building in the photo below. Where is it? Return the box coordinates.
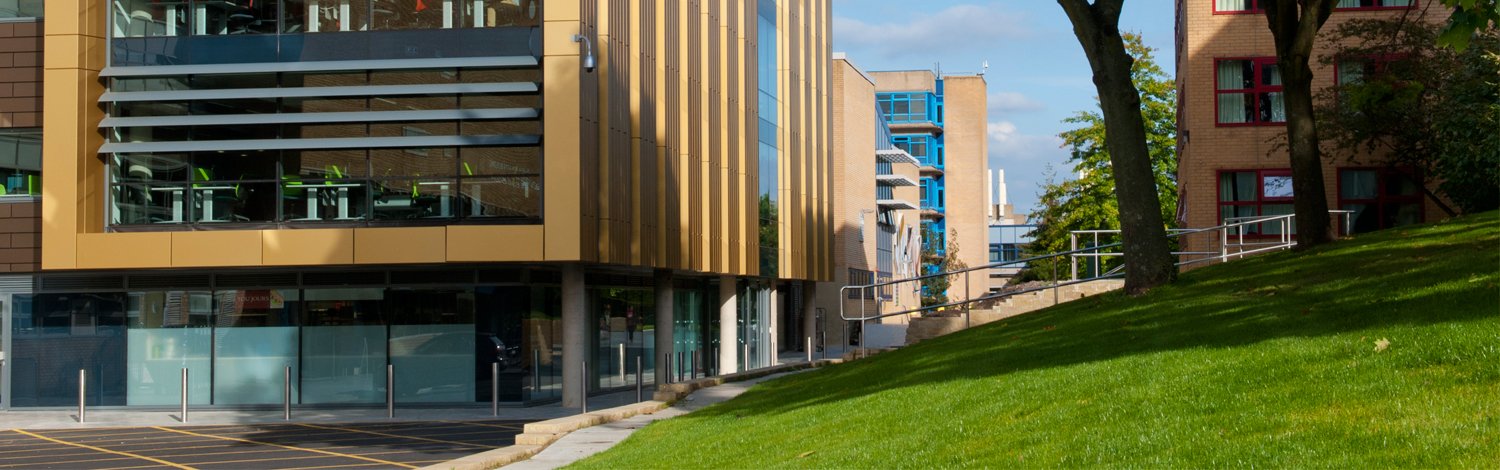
[1176,0,1450,255]
[816,61,989,349]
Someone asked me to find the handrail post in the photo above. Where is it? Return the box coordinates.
[963,271,971,329]
[1069,233,1078,281]
[1052,261,1060,306]
[1092,232,1101,278]
[180,368,189,423]
[78,369,86,423]
[1220,225,1229,263]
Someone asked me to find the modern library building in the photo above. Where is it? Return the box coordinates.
[0,0,834,410]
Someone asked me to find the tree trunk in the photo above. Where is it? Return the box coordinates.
[1057,0,1176,294]
[1266,0,1336,247]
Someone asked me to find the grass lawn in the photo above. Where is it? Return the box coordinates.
[573,211,1499,468]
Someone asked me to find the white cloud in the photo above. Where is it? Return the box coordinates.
[833,4,1031,60]
[988,120,1068,215]
[989,91,1046,113]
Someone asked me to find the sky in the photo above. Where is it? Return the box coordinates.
[831,0,1177,218]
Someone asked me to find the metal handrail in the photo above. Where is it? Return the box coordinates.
[834,210,1351,357]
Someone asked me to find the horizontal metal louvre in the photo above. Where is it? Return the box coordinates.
[100,108,539,129]
[40,275,127,291]
[99,134,541,154]
[0,275,35,292]
[390,270,476,285]
[302,271,387,286]
[100,56,540,77]
[127,273,213,289]
[100,82,538,103]
[215,272,300,288]
[477,268,525,284]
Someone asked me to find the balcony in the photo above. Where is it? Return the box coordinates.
[876,174,918,186]
[877,198,919,210]
[875,148,919,165]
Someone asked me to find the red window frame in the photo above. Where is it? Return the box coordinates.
[1336,167,1425,235]
[1212,0,1416,15]
[1217,169,1295,238]
[1212,0,1263,15]
[1333,0,1420,12]
[1214,57,1284,127]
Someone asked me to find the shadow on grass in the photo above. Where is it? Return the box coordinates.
[692,211,1500,419]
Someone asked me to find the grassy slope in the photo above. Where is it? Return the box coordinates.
[574,212,1500,468]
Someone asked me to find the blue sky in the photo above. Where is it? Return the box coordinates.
[831,0,1176,217]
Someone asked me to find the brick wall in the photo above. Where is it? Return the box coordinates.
[1177,3,1449,256]
[0,20,42,126]
[0,201,40,272]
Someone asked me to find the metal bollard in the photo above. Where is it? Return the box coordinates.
[744,343,751,370]
[386,364,394,418]
[180,368,189,423]
[580,361,588,413]
[491,362,499,417]
[78,369,86,423]
[635,356,643,403]
[676,351,684,382]
[283,365,292,420]
[806,337,813,363]
[691,351,698,380]
[531,350,540,397]
[711,346,718,376]
[663,354,672,384]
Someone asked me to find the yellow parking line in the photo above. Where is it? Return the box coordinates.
[151,427,415,469]
[295,424,492,449]
[0,455,139,468]
[438,420,525,430]
[9,430,194,470]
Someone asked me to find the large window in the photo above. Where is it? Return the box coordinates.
[0,130,40,197]
[1218,169,1295,236]
[108,146,541,226]
[0,0,43,18]
[1216,58,1284,125]
[110,0,537,37]
[1339,168,1423,234]
[8,284,562,408]
[757,0,779,278]
[877,93,937,123]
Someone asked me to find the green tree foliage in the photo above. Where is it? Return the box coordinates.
[1023,34,1177,282]
[1315,17,1500,213]
[919,226,969,308]
[1438,0,1499,51]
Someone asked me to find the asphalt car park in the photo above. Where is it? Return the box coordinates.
[0,419,528,469]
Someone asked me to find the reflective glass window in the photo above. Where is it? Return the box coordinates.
[8,293,129,407]
[301,288,387,404]
[125,291,212,406]
[388,289,475,403]
[212,289,300,405]
[0,129,41,197]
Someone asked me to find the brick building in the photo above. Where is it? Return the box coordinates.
[1175,0,1450,254]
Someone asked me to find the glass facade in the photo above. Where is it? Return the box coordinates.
[109,0,540,65]
[105,66,543,227]
[757,0,779,278]
[6,285,561,408]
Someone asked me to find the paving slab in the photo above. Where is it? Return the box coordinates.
[502,371,800,470]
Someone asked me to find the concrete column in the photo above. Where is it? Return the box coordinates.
[653,269,674,384]
[767,284,779,366]
[718,275,738,374]
[802,280,817,358]
[561,265,586,408]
